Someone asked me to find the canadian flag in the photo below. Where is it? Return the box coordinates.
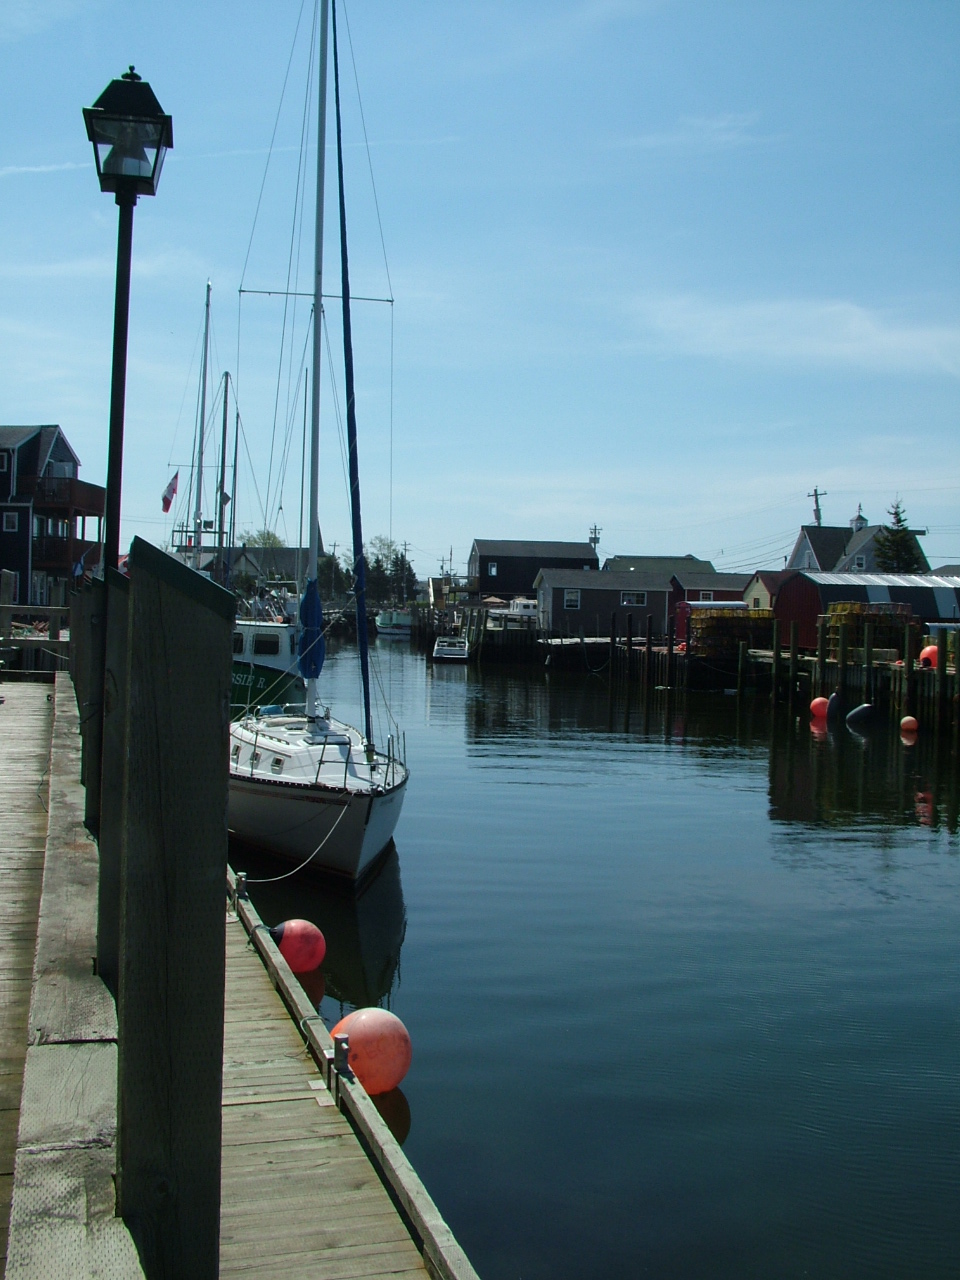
[161,471,179,513]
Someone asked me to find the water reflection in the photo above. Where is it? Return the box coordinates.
[768,718,959,833]
[230,843,408,1009]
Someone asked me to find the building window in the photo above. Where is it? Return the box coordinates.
[488,562,497,577]
[583,564,591,570]
[563,589,580,610]
[854,555,866,570]
[753,597,760,609]
[621,591,646,606]
[0,453,7,472]
[700,590,713,602]
[2,512,18,533]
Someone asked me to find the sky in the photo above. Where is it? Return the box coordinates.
[1,0,958,580]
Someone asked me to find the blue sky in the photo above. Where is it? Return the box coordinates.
[2,0,958,577]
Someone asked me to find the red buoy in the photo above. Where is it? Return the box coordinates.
[919,645,938,669]
[330,1008,412,1095]
[269,919,326,973]
[810,696,829,719]
[900,715,919,734]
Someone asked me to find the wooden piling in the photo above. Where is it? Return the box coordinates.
[737,639,748,699]
[788,621,798,708]
[666,617,675,688]
[816,616,827,696]
[116,538,234,1279]
[770,619,780,705]
[644,614,653,695]
[625,613,634,680]
[95,570,129,996]
[837,621,848,699]
[902,621,914,718]
[863,621,874,703]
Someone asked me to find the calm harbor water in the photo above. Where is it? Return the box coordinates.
[233,640,960,1280]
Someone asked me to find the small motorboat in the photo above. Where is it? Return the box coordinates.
[432,635,469,663]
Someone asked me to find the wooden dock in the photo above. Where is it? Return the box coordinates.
[1,672,478,1280]
[0,686,51,1265]
[220,914,430,1279]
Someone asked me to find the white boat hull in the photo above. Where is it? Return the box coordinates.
[228,774,407,879]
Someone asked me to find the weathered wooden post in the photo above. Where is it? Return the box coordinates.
[666,616,675,688]
[625,612,633,681]
[737,639,748,699]
[837,621,848,700]
[770,619,781,706]
[788,621,798,709]
[816,616,827,696]
[644,614,653,695]
[78,578,106,832]
[902,621,914,718]
[96,569,130,995]
[0,567,14,638]
[116,538,234,1279]
[863,620,874,703]
[609,611,617,679]
[936,627,948,728]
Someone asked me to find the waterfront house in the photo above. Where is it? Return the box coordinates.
[670,570,751,607]
[602,553,716,576]
[787,507,929,573]
[469,539,598,599]
[535,568,673,636]
[0,425,104,605]
[743,570,793,610]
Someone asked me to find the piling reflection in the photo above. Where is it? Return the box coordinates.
[768,719,959,833]
[230,844,408,1009]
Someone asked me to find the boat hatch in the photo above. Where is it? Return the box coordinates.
[231,743,241,761]
[271,756,284,774]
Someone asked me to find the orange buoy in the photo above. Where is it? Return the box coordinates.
[810,696,829,719]
[269,919,326,973]
[919,645,938,669]
[330,1008,412,1095]
[900,715,919,734]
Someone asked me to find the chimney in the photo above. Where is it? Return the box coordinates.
[850,503,867,533]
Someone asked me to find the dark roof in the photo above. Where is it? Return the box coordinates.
[673,571,751,591]
[535,568,674,591]
[748,570,793,593]
[0,425,51,449]
[472,539,598,560]
[934,564,960,575]
[796,572,960,620]
[799,525,851,570]
[603,554,715,574]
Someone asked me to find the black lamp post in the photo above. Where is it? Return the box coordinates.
[83,67,172,572]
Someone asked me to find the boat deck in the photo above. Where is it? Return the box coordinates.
[0,685,51,1263]
[220,915,429,1279]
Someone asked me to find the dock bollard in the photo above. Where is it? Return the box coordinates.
[235,871,249,901]
[334,1033,352,1078]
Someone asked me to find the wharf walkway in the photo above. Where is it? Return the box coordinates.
[1,675,476,1280]
[0,687,51,1264]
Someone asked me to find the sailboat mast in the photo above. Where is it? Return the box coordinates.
[305,0,330,723]
[216,371,229,577]
[193,279,212,569]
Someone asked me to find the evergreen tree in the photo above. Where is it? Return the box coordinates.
[873,501,925,572]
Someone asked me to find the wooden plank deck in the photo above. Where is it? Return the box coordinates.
[0,685,51,1266]
[220,916,430,1279]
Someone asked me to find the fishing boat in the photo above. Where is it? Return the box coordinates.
[432,635,469,663]
[375,607,413,638]
[228,0,408,880]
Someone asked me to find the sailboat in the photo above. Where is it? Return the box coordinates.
[227,0,408,881]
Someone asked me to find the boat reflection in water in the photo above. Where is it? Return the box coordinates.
[229,841,407,1011]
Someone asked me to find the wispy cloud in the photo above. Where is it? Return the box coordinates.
[625,293,960,376]
[611,113,767,152]
[0,162,86,179]
[0,0,88,41]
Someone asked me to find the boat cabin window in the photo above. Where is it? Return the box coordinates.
[271,757,284,774]
[233,632,244,654]
[231,743,240,760]
[563,589,580,610]
[253,633,281,655]
[621,591,646,607]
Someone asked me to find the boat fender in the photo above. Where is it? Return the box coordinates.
[825,691,842,726]
[269,919,326,973]
[329,1007,412,1095]
[919,645,938,669]
[845,703,875,730]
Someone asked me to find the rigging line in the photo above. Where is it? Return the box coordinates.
[167,313,205,468]
[341,0,393,300]
[238,0,311,293]
[389,301,394,542]
[265,1,319,534]
[271,321,313,535]
[237,411,268,532]
[240,288,392,303]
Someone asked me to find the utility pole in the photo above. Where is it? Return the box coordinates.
[807,487,826,527]
[589,524,602,551]
[401,540,409,603]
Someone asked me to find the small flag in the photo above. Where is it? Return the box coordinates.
[161,471,178,513]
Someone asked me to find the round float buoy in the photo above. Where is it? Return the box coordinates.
[269,919,326,973]
[329,1008,412,1095]
[810,696,829,718]
[900,715,919,734]
[919,645,938,669]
